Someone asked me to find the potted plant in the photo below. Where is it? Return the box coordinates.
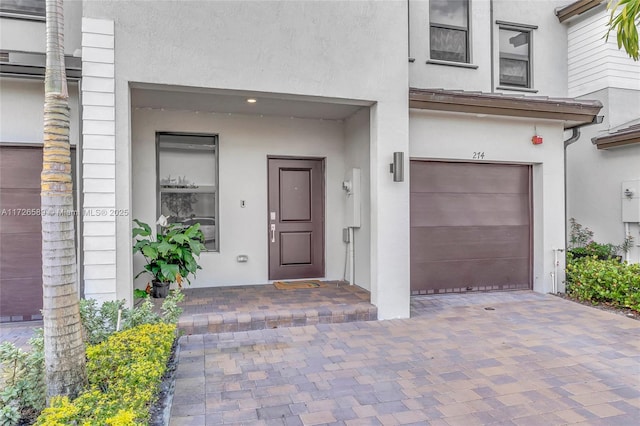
[132,215,205,298]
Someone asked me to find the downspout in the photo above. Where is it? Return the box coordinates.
[561,116,603,293]
[563,127,581,254]
[553,127,581,294]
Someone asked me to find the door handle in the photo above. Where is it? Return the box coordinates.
[270,224,275,243]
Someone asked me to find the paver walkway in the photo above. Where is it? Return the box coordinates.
[0,320,42,351]
[170,291,640,425]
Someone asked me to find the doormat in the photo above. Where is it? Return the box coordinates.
[273,280,327,290]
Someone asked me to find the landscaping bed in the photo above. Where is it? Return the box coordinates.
[562,219,639,321]
[554,292,640,321]
[1,291,184,426]
[563,253,639,321]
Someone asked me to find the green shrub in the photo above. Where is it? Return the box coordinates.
[1,290,183,425]
[567,218,634,260]
[0,330,45,426]
[80,289,184,345]
[566,256,640,311]
[568,241,621,260]
[36,323,176,425]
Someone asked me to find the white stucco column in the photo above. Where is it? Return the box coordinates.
[369,101,411,320]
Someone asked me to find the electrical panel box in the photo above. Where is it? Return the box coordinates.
[622,180,640,222]
[344,168,361,228]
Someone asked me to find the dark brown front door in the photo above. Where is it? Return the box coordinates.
[268,157,324,280]
[410,161,532,294]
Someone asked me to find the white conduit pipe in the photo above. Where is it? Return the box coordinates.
[349,227,355,285]
[552,248,564,294]
[625,223,631,263]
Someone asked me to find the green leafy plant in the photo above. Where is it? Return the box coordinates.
[566,255,640,311]
[132,215,205,285]
[567,218,631,260]
[569,241,621,259]
[568,217,594,248]
[2,292,184,425]
[606,0,640,61]
[0,330,45,425]
[80,289,185,345]
[36,323,176,425]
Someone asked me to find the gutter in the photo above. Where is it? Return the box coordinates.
[555,0,604,23]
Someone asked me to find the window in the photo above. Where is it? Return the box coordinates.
[0,0,45,19]
[499,28,531,88]
[430,0,469,63]
[157,133,219,251]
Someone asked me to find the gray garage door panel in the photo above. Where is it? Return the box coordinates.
[410,161,531,294]
[411,225,530,262]
[0,147,44,321]
[0,189,41,233]
[411,258,531,293]
[410,161,530,194]
[411,193,530,227]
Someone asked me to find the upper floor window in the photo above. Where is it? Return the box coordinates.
[430,0,469,63]
[0,0,45,19]
[499,27,531,88]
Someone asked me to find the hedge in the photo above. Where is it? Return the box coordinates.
[566,256,640,312]
[36,323,176,425]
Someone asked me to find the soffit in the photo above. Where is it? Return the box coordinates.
[130,85,369,121]
[409,88,603,129]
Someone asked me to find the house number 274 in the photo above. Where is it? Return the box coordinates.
[473,152,485,160]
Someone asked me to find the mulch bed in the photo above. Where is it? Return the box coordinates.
[149,338,180,426]
[553,293,640,321]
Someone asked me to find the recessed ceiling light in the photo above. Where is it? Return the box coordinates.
[247,98,257,104]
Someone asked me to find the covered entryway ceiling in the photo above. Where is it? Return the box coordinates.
[130,83,371,120]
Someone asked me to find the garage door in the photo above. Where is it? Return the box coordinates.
[410,161,531,294]
[0,146,44,321]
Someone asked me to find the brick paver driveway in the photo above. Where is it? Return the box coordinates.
[170,291,640,425]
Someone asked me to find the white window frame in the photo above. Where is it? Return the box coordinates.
[156,132,219,252]
[497,21,538,91]
[0,0,45,21]
[429,0,471,64]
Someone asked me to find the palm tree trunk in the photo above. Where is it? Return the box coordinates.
[42,0,86,400]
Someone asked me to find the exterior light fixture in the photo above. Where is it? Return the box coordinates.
[389,152,404,182]
[247,98,257,103]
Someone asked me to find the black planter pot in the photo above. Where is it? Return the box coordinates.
[152,281,171,298]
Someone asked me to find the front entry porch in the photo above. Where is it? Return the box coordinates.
[175,282,377,335]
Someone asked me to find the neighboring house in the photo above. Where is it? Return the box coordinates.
[0,0,602,322]
[0,0,82,321]
[557,0,640,264]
